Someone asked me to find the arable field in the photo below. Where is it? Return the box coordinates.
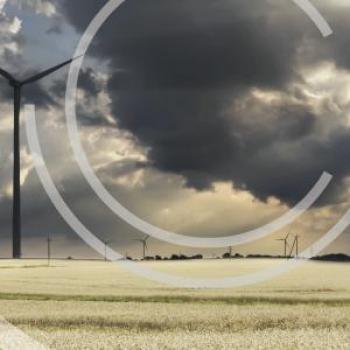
[0,259,349,349]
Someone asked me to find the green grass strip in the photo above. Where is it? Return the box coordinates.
[0,292,349,306]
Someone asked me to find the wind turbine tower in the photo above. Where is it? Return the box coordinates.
[288,235,300,258]
[0,58,79,259]
[276,233,290,258]
[135,235,150,260]
[103,240,113,262]
[47,233,51,266]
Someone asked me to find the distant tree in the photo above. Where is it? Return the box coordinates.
[223,253,244,259]
[155,255,162,261]
[311,253,350,262]
[247,254,274,259]
[191,254,203,260]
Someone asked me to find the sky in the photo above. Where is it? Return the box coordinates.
[0,0,350,259]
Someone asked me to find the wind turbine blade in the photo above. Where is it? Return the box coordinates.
[0,68,15,82]
[21,56,82,85]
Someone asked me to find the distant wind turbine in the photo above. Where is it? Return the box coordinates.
[288,235,299,258]
[0,57,81,259]
[47,233,51,266]
[276,233,290,258]
[103,239,114,262]
[135,235,150,260]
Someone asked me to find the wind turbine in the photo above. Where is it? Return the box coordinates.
[46,234,66,266]
[288,235,299,258]
[47,233,51,266]
[276,233,290,258]
[135,235,149,260]
[103,239,114,262]
[0,57,80,259]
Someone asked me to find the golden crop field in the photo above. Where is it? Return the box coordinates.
[0,259,349,349]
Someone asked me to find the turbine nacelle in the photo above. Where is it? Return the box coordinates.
[8,79,21,88]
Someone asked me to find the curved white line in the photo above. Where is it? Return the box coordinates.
[0,317,47,350]
[64,0,334,249]
[0,1,337,349]
[293,0,333,37]
[25,104,348,288]
[0,2,47,349]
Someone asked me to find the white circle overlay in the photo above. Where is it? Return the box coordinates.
[26,103,349,288]
[65,0,333,248]
[0,1,339,349]
[24,0,344,289]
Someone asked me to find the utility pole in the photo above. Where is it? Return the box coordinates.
[104,240,109,262]
[47,233,51,267]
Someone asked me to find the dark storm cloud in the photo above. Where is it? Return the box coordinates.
[311,3,350,72]
[50,67,103,98]
[50,68,108,126]
[61,0,307,89]
[23,82,57,107]
[19,64,102,107]
[59,0,350,205]
[76,106,110,127]
[78,67,103,95]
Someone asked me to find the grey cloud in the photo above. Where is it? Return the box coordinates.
[58,0,350,205]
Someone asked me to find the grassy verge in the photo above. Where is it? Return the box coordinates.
[0,292,349,306]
